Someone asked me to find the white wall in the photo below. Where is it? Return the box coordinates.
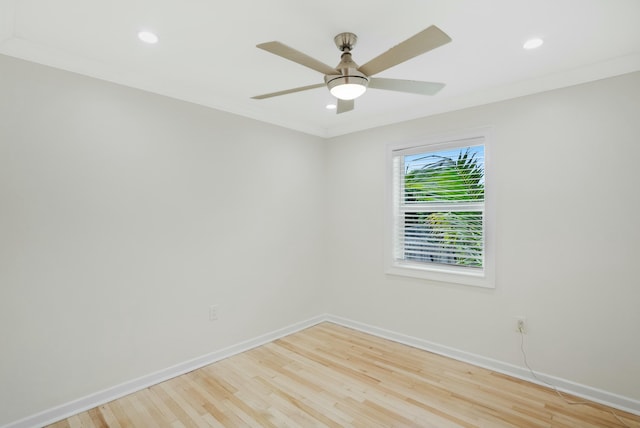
[325,71,640,402]
[2,51,639,426]
[0,54,327,425]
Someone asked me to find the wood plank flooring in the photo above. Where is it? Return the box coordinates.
[48,322,640,427]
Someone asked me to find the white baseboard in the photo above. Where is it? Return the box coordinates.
[5,313,639,427]
[325,314,640,416]
[2,315,325,428]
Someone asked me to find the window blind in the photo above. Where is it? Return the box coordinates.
[392,140,485,271]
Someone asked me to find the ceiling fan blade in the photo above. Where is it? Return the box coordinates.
[368,78,445,95]
[251,83,325,100]
[257,42,338,75]
[336,99,354,114]
[358,25,451,76]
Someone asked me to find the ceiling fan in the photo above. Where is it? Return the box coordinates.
[252,25,452,114]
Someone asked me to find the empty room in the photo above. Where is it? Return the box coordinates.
[1,1,639,427]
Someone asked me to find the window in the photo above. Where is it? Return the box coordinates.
[385,129,494,288]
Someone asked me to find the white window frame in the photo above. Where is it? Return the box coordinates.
[384,128,495,288]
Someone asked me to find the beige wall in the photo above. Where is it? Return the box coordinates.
[325,71,640,401]
[0,54,327,424]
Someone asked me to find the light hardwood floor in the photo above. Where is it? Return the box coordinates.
[48,322,639,427]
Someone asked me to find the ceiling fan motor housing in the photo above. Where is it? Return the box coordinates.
[324,72,369,90]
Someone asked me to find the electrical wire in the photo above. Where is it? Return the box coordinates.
[518,329,630,427]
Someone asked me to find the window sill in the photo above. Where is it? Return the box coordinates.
[385,262,495,288]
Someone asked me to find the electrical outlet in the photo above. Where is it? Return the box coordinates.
[209,305,219,321]
[516,317,526,334]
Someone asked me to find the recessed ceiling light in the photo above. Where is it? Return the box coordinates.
[326,104,337,110]
[138,31,158,44]
[523,37,544,50]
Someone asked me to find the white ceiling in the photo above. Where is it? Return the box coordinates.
[1,0,639,137]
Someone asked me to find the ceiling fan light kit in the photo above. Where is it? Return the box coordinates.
[324,33,369,100]
[253,25,451,113]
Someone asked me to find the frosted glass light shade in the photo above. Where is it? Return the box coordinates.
[327,76,368,100]
[330,82,367,100]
